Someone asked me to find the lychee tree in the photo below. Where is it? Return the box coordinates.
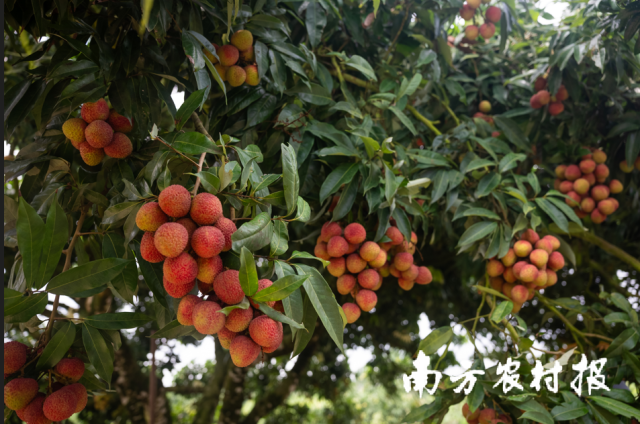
[4,0,640,423]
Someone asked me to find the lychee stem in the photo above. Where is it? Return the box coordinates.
[191,112,215,196]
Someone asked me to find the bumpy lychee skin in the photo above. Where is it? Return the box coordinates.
[163,276,196,298]
[214,270,245,305]
[226,66,247,87]
[177,295,202,326]
[368,249,387,268]
[385,226,404,245]
[230,335,261,367]
[193,301,226,335]
[548,251,565,271]
[355,289,377,312]
[159,185,192,218]
[4,341,28,374]
[546,269,558,286]
[104,132,133,158]
[225,308,253,332]
[579,159,596,174]
[543,235,560,251]
[555,165,567,179]
[359,241,381,262]
[177,217,198,243]
[19,393,48,423]
[78,142,105,166]
[337,274,356,295]
[533,269,548,287]
[197,255,223,284]
[218,44,240,67]
[81,98,110,123]
[215,217,237,251]
[480,22,496,38]
[326,236,349,257]
[503,267,517,283]
[43,386,77,421]
[320,222,343,242]
[344,223,367,244]
[519,264,539,283]
[327,257,346,277]
[343,303,361,323]
[62,118,87,146]
[192,226,225,258]
[164,252,198,285]
[203,45,220,64]
[573,178,590,195]
[85,120,114,148]
[486,259,504,277]
[346,253,367,274]
[107,110,133,133]
[512,261,527,279]
[154,222,189,258]
[4,378,39,410]
[190,193,223,225]
[511,285,528,304]
[314,242,331,260]
[398,278,414,291]
[136,202,169,232]
[559,180,573,193]
[535,238,553,255]
[591,208,606,224]
[141,232,165,263]
[231,30,254,51]
[66,383,88,413]
[521,229,540,244]
[529,249,549,269]
[595,163,610,181]
[591,185,610,202]
[245,65,259,86]
[358,269,380,289]
[401,264,419,281]
[514,240,532,257]
[218,327,237,349]
[393,252,413,272]
[415,266,432,285]
[580,197,595,213]
[564,164,581,181]
[249,315,283,347]
[249,279,276,308]
[501,249,517,267]
[55,358,85,382]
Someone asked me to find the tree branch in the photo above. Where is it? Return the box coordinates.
[191,338,232,424]
[382,2,411,63]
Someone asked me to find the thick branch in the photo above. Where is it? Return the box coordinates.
[191,338,232,424]
[218,364,248,424]
[407,105,442,136]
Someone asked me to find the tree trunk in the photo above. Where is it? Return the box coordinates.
[192,338,232,424]
[113,336,172,424]
[218,364,249,424]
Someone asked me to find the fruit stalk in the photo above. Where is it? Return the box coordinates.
[191,112,214,195]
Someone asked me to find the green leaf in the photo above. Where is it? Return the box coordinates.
[294,197,311,222]
[332,177,358,221]
[4,293,49,323]
[47,259,131,296]
[589,396,640,419]
[269,220,289,257]
[622,350,640,381]
[457,221,498,247]
[418,326,453,355]
[36,322,76,370]
[84,313,153,330]
[319,162,360,204]
[535,198,569,233]
[389,106,418,135]
[491,301,514,322]
[546,197,582,226]
[401,398,443,423]
[285,83,333,106]
[132,243,168,309]
[151,320,195,339]
[176,89,206,130]
[34,200,68,289]
[173,132,220,155]
[467,380,484,413]
[517,400,554,424]
[17,197,45,289]
[288,250,329,266]
[465,158,495,173]
[461,207,501,220]
[82,323,114,384]
[251,275,308,302]
[345,55,377,81]
[475,172,501,198]
[231,212,272,253]
[604,327,639,357]
[281,144,299,215]
[256,302,305,329]
[392,208,412,243]
[625,131,640,167]
[291,293,317,357]
[306,1,327,48]
[102,202,142,226]
[397,74,422,100]
[219,297,251,316]
[78,369,106,391]
[499,153,527,173]
[494,115,530,151]
[239,247,259,296]
[4,288,22,309]
[294,264,345,353]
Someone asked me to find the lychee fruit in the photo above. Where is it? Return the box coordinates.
[163,276,195,298]
[460,3,475,20]
[244,65,259,86]
[154,222,189,258]
[465,25,479,40]
[490,277,504,291]
[595,164,610,182]
[546,269,558,286]
[479,100,491,113]
[368,249,387,268]
[159,185,192,218]
[579,159,596,174]
[314,242,331,260]
[196,255,223,284]
[385,226,404,245]
[398,278,414,291]
[78,142,105,166]
[4,378,39,410]
[136,202,169,232]
[549,102,564,116]
[218,327,237,349]
[609,179,623,194]
[501,248,516,267]
[559,180,573,193]
[249,279,276,308]
[81,98,109,123]
[359,241,381,262]
[513,240,532,257]
[231,30,253,51]
[241,46,255,62]
[163,252,198,285]
[344,223,366,244]
[555,165,566,179]
[107,110,133,133]
[19,393,47,423]
[534,238,553,255]
[485,5,501,22]
[249,315,283,347]
[226,66,247,87]
[543,235,560,251]
[43,387,78,421]
[486,259,505,277]
[214,64,228,81]
[591,185,610,202]
[573,178,590,195]
[529,249,549,269]
[327,236,349,257]
[214,217,237,251]
[225,308,253,332]
[104,132,133,158]
[548,251,565,271]
[358,269,380,289]
[565,191,581,207]
[592,150,606,164]
[320,222,343,242]
[229,336,260,367]
[327,257,346,277]
[511,285,528,304]
[389,263,400,278]
[337,274,356,295]
[203,45,219,64]
[379,263,390,277]
[564,164,581,181]
[190,193,223,225]
[192,226,225,258]
[218,44,239,67]
[555,85,569,101]
[342,303,361,323]
[519,264,538,283]
[213,270,245,305]
[65,383,88,413]
[598,199,615,216]
[521,229,540,244]
[346,253,367,274]
[581,197,595,213]
[177,295,202,326]
[502,282,514,298]
[533,269,548,287]
[55,358,85,382]
[193,300,226,334]
[62,118,87,147]
[401,264,419,281]
[85,120,114,148]
[503,266,517,283]
[393,252,413,271]
[415,266,432,285]
[4,341,27,374]
[140,232,165,263]
[355,289,377,312]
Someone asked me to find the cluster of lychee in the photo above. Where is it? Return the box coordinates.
[486,229,565,313]
[461,0,501,41]
[463,403,512,424]
[4,341,88,423]
[314,222,432,324]
[529,77,568,116]
[136,185,284,367]
[61,98,134,166]
[203,30,259,88]
[619,156,640,173]
[553,149,622,224]
[474,100,495,126]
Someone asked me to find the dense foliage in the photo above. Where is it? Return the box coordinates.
[4,0,640,422]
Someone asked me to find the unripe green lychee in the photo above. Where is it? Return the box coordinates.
[368,249,387,268]
[393,252,414,272]
[314,242,331,260]
[415,266,432,285]
[62,118,87,147]
[229,335,260,367]
[486,259,504,277]
[78,142,105,166]
[154,222,189,258]
[214,217,237,251]
[218,44,240,66]
[163,252,198,285]
[320,222,343,242]
[55,358,85,382]
[4,341,27,374]
[107,110,133,133]
[218,327,237,349]
[244,65,259,86]
[529,249,549,269]
[81,98,110,123]
[159,185,191,218]
[231,30,254,51]
[196,255,223,284]
[355,289,377,312]
[190,193,223,225]
[163,277,195,298]
[327,236,349,257]
[342,303,361,323]
[177,295,202,326]
[337,274,356,294]
[136,202,169,232]
[385,226,403,245]
[359,241,381,262]
[501,248,516,267]
[358,269,380,289]
[193,300,226,334]
[327,257,346,277]
[192,226,225,258]
[226,66,247,87]
[4,378,39,410]
[213,270,245,305]
[104,132,133,158]
[249,315,283,347]
[85,120,114,148]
